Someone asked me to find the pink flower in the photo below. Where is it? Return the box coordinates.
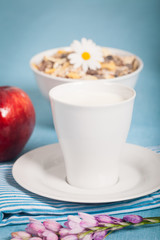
[62,235,78,240]
[25,219,45,237]
[96,215,123,224]
[67,221,84,234]
[42,229,58,240]
[11,238,22,240]
[11,231,31,239]
[79,212,98,228]
[93,230,107,240]
[43,219,62,233]
[59,228,71,237]
[30,238,43,240]
[81,233,93,240]
[64,215,81,229]
[68,215,81,223]
[62,214,84,235]
[123,215,143,224]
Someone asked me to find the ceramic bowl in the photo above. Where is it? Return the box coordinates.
[30,47,143,99]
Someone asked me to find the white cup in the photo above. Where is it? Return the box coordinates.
[49,82,136,189]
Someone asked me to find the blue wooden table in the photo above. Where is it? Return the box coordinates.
[0,0,160,239]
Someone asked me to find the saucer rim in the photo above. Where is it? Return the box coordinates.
[12,143,160,203]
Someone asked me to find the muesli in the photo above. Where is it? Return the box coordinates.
[33,39,139,80]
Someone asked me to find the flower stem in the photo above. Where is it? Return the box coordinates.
[143,217,160,223]
[105,230,114,237]
[100,217,160,238]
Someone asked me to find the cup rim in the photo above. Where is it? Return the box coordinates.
[49,82,136,108]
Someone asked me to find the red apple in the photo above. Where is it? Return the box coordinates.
[0,86,36,162]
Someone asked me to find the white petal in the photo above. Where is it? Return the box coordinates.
[68,53,77,60]
[87,59,100,70]
[68,53,81,64]
[71,40,82,52]
[81,38,88,47]
[82,62,89,72]
[74,61,82,69]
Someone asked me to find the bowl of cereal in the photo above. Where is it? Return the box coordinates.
[30,38,143,99]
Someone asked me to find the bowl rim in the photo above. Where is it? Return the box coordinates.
[30,46,143,82]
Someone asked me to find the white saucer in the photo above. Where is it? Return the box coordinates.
[12,143,160,203]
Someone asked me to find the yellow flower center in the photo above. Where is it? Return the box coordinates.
[81,52,91,60]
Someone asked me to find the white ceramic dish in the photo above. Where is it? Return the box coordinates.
[12,143,160,203]
[30,47,143,99]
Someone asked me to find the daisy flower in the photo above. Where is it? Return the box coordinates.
[68,38,103,72]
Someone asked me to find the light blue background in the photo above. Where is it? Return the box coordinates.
[0,0,160,148]
[0,0,160,239]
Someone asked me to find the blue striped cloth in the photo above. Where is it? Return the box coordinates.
[0,146,160,226]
